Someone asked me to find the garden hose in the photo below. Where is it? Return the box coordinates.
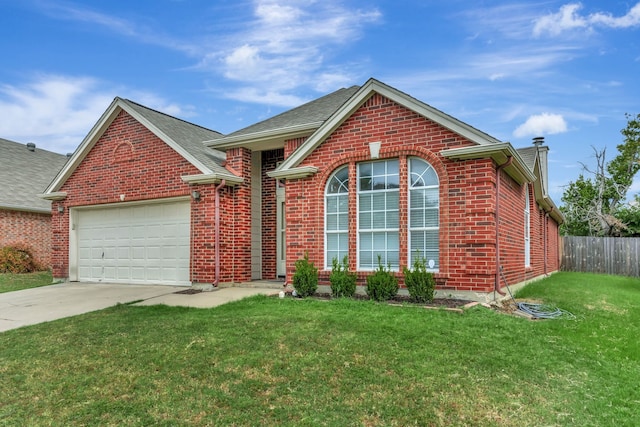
[499,267,575,320]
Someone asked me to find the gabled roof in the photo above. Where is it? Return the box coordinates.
[0,138,68,213]
[271,78,502,179]
[208,86,361,151]
[42,97,239,197]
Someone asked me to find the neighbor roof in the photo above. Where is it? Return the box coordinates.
[0,138,68,213]
[43,97,237,196]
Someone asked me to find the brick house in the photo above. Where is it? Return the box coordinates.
[1,138,68,268]
[42,78,563,301]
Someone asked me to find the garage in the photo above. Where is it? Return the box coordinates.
[75,200,191,285]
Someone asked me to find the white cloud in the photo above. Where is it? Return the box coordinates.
[533,2,640,37]
[513,113,568,138]
[204,0,381,105]
[0,74,193,154]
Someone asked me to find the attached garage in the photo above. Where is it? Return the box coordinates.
[72,199,190,285]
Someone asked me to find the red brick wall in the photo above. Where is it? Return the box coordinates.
[52,110,219,281]
[0,209,52,268]
[282,93,560,294]
[223,147,253,283]
[261,149,284,279]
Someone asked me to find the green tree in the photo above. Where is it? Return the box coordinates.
[561,113,640,236]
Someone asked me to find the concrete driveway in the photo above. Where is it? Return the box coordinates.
[0,282,280,333]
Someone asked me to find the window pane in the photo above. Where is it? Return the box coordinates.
[387,173,399,189]
[410,191,424,209]
[387,192,399,209]
[360,193,372,210]
[372,193,386,211]
[425,209,438,227]
[425,188,439,207]
[360,177,372,191]
[338,196,348,211]
[327,197,337,212]
[359,212,371,229]
[387,210,398,228]
[338,213,348,230]
[327,214,338,230]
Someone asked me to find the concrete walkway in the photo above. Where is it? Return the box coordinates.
[0,283,279,333]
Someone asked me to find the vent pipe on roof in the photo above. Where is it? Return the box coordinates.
[532,136,544,146]
[26,142,36,152]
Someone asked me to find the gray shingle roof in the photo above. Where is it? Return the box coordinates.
[517,146,537,171]
[120,98,228,174]
[225,86,361,138]
[0,138,68,213]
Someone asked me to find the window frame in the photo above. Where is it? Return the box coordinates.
[357,159,400,271]
[407,157,440,272]
[324,165,350,269]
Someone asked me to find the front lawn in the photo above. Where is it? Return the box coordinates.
[0,271,53,294]
[0,272,638,426]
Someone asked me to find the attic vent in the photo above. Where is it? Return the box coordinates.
[532,136,544,146]
[26,142,36,152]
[66,153,73,158]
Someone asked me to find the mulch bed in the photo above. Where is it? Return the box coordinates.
[287,291,473,310]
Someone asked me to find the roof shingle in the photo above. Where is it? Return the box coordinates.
[0,138,68,212]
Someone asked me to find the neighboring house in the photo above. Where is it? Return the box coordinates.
[42,78,563,301]
[0,138,68,267]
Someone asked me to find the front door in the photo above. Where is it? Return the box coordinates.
[276,185,286,277]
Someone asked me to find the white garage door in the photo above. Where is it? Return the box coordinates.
[77,201,190,285]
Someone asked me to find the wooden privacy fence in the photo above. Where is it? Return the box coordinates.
[561,236,640,277]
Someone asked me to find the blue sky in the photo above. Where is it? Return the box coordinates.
[1,0,639,203]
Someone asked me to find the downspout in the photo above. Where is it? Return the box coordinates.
[214,179,226,286]
[495,156,513,296]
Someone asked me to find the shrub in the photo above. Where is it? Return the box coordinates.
[366,255,398,302]
[403,253,436,303]
[329,256,356,298]
[292,252,318,297]
[0,243,40,274]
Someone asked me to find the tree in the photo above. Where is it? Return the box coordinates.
[561,113,640,236]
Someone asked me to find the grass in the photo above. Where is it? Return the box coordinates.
[0,271,53,294]
[0,272,639,426]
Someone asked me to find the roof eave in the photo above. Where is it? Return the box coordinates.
[181,173,244,186]
[267,166,318,180]
[205,122,323,151]
[440,142,536,184]
[0,204,52,214]
[38,191,67,201]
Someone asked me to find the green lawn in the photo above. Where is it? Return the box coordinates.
[0,271,53,294]
[1,272,639,426]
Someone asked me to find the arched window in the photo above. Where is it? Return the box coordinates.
[408,158,439,270]
[524,185,531,267]
[324,157,440,272]
[325,166,349,268]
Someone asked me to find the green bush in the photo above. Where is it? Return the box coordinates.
[329,256,357,298]
[0,243,40,274]
[403,253,436,303]
[292,252,318,297]
[366,256,398,302]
